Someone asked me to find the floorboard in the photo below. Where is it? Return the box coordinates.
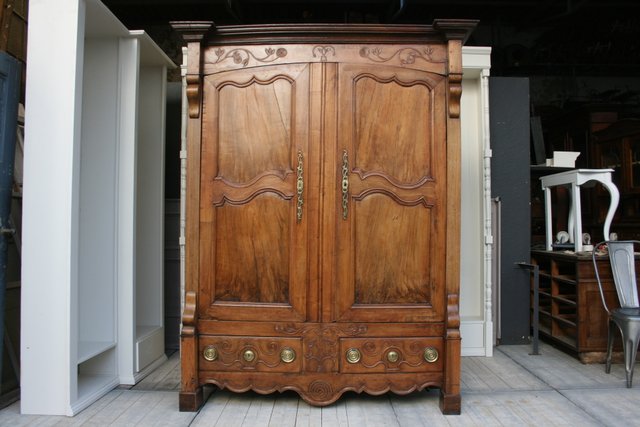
[560,387,640,426]
[319,399,349,427]
[3,343,640,426]
[344,394,401,427]
[241,392,276,427]
[132,352,181,391]
[189,389,230,427]
[461,350,548,392]
[266,392,299,427]
[389,390,449,427]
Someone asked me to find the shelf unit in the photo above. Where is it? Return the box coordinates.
[531,250,640,362]
[592,119,640,240]
[22,1,173,415]
[531,108,619,246]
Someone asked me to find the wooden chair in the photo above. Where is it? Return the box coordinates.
[592,240,640,387]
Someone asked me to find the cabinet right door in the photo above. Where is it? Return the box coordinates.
[333,63,448,323]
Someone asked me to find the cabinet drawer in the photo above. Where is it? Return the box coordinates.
[339,337,443,373]
[199,336,302,373]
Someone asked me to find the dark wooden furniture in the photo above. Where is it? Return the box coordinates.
[592,119,640,241]
[173,20,476,414]
[531,250,640,362]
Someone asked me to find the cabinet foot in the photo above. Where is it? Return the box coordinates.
[179,388,203,412]
[439,390,461,415]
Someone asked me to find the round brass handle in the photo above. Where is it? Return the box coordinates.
[280,347,296,363]
[346,348,361,364]
[243,349,256,362]
[386,350,399,363]
[203,345,218,362]
[423,347,439,363]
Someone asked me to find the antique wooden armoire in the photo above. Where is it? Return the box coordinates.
[173,20,477,415]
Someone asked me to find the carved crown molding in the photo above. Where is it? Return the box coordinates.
[170,21,215,43]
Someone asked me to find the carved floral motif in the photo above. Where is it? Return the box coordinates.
[212,47,287,67]
[312,45,336,62]
[359,46,444,65]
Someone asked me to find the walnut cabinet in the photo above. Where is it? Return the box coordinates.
[173,21,476,415]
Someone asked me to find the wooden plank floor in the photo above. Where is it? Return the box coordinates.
[2,342,639,426]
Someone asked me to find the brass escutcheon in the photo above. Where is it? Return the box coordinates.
[423,347,439,363]
[386,350,400,363]
[243,349,256,362]
[203,345,218,362]
[280,347,296,363]
[341,150,349,220]
[346,348,361,364]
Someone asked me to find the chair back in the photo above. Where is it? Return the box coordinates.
[607,241,639,309]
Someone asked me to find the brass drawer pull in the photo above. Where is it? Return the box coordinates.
[296,150,304,222]
[280,347,296,363]
[423,347,439,363]
[203,346,218,362]
[346,348,361,364]
[243,349,256,362]
[386,350,399,363]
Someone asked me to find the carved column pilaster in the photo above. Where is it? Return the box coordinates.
[433,19,478,119]
[481,68,495,357]
[440,293,461,414]
[170,21,214,118]
[179,291,201,411]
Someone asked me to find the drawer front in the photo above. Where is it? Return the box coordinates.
[199,336,302,373]
[339,337,443,373]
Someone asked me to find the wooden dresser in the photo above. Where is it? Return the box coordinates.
[173,20,477,414]
[531,250,640,362]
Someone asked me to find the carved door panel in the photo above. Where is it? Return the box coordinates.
[198,63,312,322]
[333,64,447,323]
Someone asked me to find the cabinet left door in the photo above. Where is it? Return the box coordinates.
[198,63,312,322]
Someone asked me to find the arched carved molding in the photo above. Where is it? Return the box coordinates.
[213,169,293,188]
[210,172,295,207]
[203,376,441,407]
[212,188,293,207]
[216,74,295,89]
[351,188,435,209]
[354,72,438,90]
[351,169,434,189]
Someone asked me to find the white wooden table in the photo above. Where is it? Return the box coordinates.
[540,169,619,252]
